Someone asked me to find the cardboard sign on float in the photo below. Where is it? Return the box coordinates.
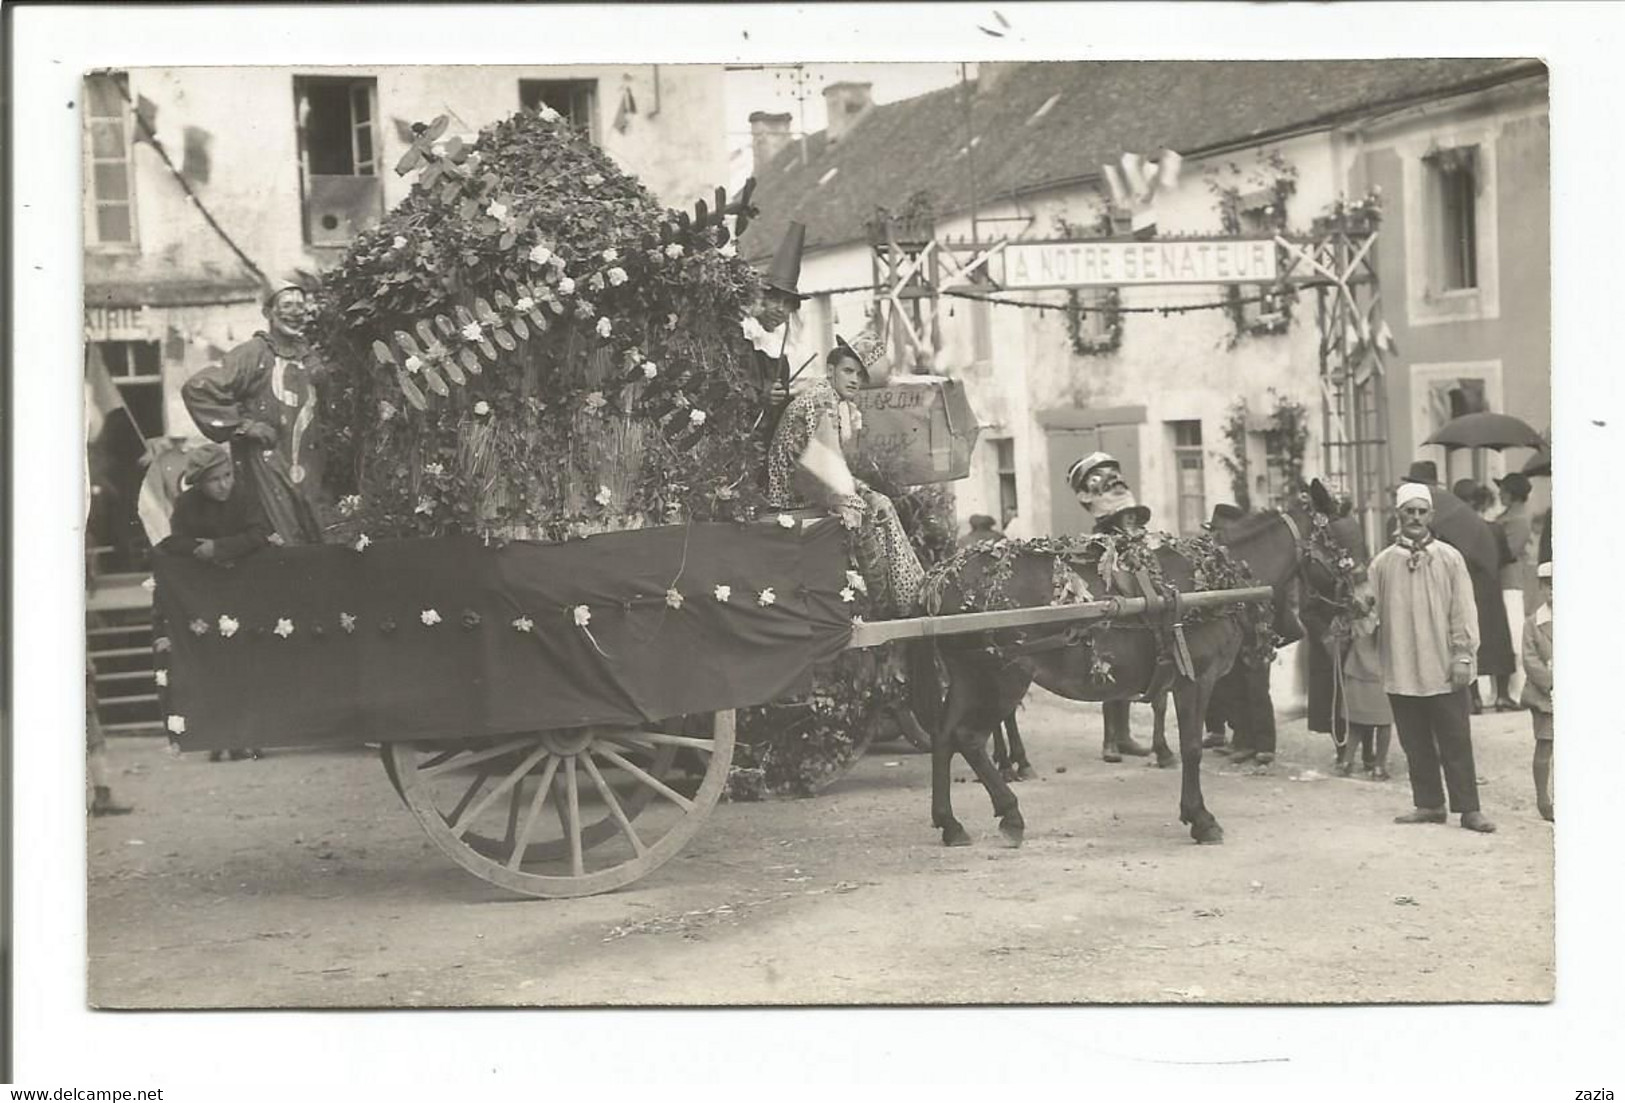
[852,377,981,485]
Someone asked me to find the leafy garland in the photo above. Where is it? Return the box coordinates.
[1214,389,1312,513]
[1053,213,1124,356]
[1206,150,1299,349]
[1217,398,1253,512]
[921,529,1279,673]
[314,108,773,544]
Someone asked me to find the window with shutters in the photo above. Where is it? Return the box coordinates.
[294,76,383,247]
[1426,145,1479,292]
[520,79,599,142]
[84,73,138,248]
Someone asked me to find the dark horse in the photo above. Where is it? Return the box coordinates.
[908,480,1364,848]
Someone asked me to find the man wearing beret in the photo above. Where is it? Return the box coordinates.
[182,283,326,545]
[1364,482,1495,832]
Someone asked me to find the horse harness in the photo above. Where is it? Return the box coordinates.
[986,559,1197,702]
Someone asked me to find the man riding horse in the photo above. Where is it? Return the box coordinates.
[1067,451,1155,762]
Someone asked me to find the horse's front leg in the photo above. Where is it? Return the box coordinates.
[1173,676,1224,844]
[932,675,973,847]
[1148,691,1177,768]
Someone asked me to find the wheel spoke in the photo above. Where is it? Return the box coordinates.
[417,736,539,780]
[452,743,550,839]
[602,729,718,754]
[564,758,584,877]
[594,745,696,812]
[582,753,646,856]
[446,767,492,827]
[504,777,525,850]
[506,755,560,871]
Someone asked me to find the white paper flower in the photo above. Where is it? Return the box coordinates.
[460,322,483,342]
[642,362,658,380]
[378,399,397,422]
[403,355,424,374]
[665,588,684,610]
[392,235,408,249]
[274,618,295,639]
[166,715,186,735]
[514,295,535,313]
[487,201,509,222]
[607,266,628,287]
[338,494,362,517]
[354,533,372,552]
[339,613,357,633]
[601,247,619,262]
[574,299,596,320]
[666,313,679,330]
[719,243,738,259]
[584,391,607,412]
[537,105,562,123]
[846,570,868,594]
[154,669,169,687]
[557,277,576,296]
[528,244,552,267]
[424,462,445,477]
[665,243,684,259]
[595,485,613,506]
[141,576,156,593]
[840,587,856,603]
[777,514,796,529]
[415,496,434,515]
[587,272,606,293]
[218,615,239,638]
[596,316,613,338]
[757,588,777,607]
[420,608,442,627]
[572,605,592,628]
[689,409,707,427]
[473,400,491,417]
[713,584,732,603]
[512,615,534,633]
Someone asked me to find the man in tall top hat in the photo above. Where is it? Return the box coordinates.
[1067,451,1154,761]
[746,220,811,398]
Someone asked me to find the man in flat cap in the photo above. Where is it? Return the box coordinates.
[1364,482,1495,832]
[182,283,326,545]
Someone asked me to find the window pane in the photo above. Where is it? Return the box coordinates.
[101,341,132,376]
[131,341,161,375]
[86,75,125,118]
[93,162,129,202]
[349,82,371,124]
[995,439,1015,470]
[96,204,133,243]
[354,124,374,171]
[90,119,127,158]
[301,80,356,175]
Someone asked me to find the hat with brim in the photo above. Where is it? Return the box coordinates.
[834,330,887,372]
[1494,472,1532,496]
[1067,451,1120,490]
[763,221,809,302]
[1100,504,1152,529]
[1403,460,1439,485]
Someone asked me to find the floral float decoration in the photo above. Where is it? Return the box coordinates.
[314,106,772,545]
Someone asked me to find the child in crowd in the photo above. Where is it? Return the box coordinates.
[1521,561,1554,821]
[158,443,279,564]
[158,443,277,761]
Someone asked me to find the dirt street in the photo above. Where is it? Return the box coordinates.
[88,691,1553,1007]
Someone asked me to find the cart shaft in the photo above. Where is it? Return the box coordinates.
[846,585,1275,649]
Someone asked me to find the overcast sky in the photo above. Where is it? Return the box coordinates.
[724,61,970,185]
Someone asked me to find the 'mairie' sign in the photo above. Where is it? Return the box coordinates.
[1000,237,1278,289]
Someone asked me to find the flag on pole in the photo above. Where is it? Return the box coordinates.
[1101,165,1129,208]
[1155,149,1183,192]
[85,345,172,545]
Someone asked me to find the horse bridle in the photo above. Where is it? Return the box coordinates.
[1279,509,1361,617]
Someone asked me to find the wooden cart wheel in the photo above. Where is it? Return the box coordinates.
[384,711,735,899]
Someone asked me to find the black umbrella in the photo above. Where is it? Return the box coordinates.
[1423,412,1546,451]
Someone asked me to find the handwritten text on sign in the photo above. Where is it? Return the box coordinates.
[1001,238,1278,288]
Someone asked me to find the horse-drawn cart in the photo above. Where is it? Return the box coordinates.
[155,515,1272,899]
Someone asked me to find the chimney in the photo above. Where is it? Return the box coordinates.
[822,81,874,144]
[749,111,793,174]
[976,62,1023,97]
